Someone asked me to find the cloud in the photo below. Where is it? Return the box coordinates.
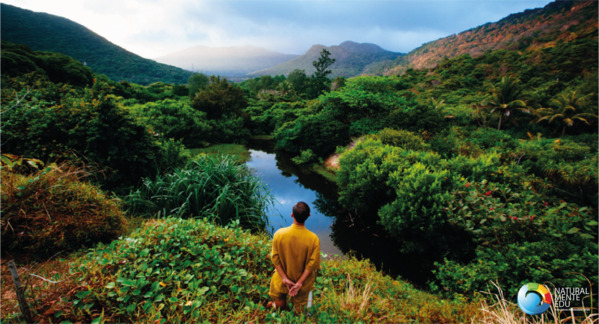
[2,0,552,58]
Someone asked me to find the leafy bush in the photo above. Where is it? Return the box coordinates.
[1,163,127,257]
[42,218,482,323]
[467,127,517,150]
[379,162,459,254]
[384,102,447,132]
[374,128,430,151]
[291,149,319,165]
[125,154,272,232]
[191,76,247,119]
[1,79,186,192]
[432,180,598,298]
[337,138,443,215]
[62,218,272,323]
[128,99,211,147]
[517,137,597,206]
[274,112,350,157]
[207,115,251,144]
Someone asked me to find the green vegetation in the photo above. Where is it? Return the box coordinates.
[20,218,481,323]
[1,0,597,322]
[188,144,251,163]
[125,155,272,232]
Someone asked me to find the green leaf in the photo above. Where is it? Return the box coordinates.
[126,303,136,313]
[91,314,103,324]
[75,290,92,299]
[567,227,580,234]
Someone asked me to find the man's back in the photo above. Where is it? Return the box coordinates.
[272,224,320,284]
[268,201,320,311]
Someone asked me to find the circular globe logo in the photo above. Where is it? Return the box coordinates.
[517,283,552,315]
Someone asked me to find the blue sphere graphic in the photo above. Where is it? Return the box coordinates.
[517,284,551,315]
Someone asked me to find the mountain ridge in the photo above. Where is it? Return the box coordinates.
[383,0,597,75]
[0,3,192,85]
[250,40,402,78]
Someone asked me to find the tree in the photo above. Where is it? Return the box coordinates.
[310,49,336,97]
[191,76,247,119]
[313,49,336,80]
[485,76,528,130]
[287,69,309,94]
[188,73,210,98]
[534,90,598,137]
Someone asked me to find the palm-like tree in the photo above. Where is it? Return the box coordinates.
[486,76,528,130]
[534,90,597,137]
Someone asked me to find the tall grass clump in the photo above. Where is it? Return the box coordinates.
[125,154,272,232]
[1,163,127,257]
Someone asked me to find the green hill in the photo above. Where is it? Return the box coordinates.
[1,3,192,85]
[251,41,402,78]
[385,0,597,75]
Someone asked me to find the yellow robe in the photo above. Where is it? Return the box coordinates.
[269,224,320,299]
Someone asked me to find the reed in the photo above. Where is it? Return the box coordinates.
[125,154,273,232]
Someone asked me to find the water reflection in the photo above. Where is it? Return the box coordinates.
[246,149,342,256]
[245,143,451,287]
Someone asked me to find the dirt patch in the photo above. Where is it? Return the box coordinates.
[323,140,358,170]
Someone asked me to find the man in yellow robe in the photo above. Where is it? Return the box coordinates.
[267,201,320,312]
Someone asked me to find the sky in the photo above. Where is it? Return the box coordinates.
[3,0,553,59]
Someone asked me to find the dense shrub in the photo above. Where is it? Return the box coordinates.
[432,181,598,298]
[2,79,187,192]
[125,154,272,232]
[45,218,481,323]
[191,76,247,119]
[274,112,349,157]
[373,128,430,151]
[62,218,272,323]
[379,162,460,254]
[516,137,598,206]
[128,99,211,147]
[1,163,127,257]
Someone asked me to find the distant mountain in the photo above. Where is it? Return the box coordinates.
[1,4,192,85]
[251,41,403,78]
[155,45,298,77]
[384,0,597,75]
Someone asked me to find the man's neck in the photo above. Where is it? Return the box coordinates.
[292,220,305,226]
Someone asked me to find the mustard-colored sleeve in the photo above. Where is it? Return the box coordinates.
[305,236,320,272]
[271,231,281,267]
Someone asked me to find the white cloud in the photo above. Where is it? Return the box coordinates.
[2,0,552,58]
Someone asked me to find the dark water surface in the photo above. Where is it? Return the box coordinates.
[246,149,342,257]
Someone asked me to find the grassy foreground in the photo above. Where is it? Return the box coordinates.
[2,218,483,323]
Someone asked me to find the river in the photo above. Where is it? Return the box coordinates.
[246,148,342,257]
[245,144,434,286]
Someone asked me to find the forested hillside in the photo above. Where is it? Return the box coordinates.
[1,3,192,85]
[385,0,597,75]
[252,41,402,78]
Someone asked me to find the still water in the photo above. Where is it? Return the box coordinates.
[245,149,342,257]
[245,145,433,286]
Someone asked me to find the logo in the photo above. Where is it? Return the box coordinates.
[517,283,552,315]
